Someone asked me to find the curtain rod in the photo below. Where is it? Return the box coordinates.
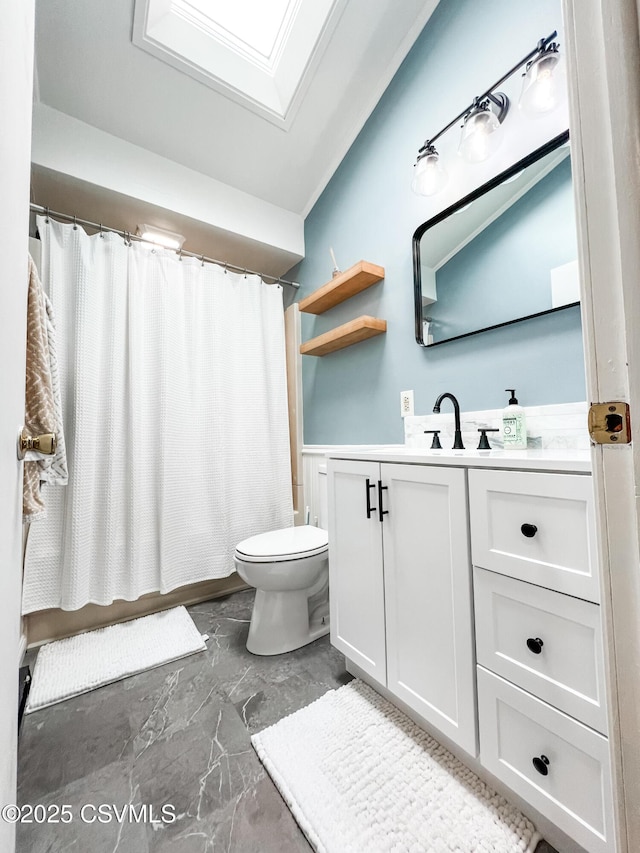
[30,204,300,290]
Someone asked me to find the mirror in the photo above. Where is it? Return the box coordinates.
[413,131,578,346]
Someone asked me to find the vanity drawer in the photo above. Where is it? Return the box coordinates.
[474,568,607,733]
[469,469,599,602]
[478,667,614,853]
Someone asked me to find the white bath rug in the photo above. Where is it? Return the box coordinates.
[26,606,206,713]
[252,679,541,853]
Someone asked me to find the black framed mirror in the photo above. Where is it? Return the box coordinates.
[413,131,578,347]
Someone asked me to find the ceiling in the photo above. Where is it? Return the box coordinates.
[33,0,439,217]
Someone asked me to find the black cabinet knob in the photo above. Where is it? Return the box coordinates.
[526,637,544,654]
[521,523,538,538]
[532,755,550,776]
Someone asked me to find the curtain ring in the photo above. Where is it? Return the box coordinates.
[44,206,50,224]
[178,249,182,262]
[200,255,205,267]
[73,215,77,230]
[243,268,247,278]
[223,263,228,274]
[99,223,104,238]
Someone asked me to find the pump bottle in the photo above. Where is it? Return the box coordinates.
[502,389,527,449]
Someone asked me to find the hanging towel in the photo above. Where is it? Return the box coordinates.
[23,255,67,522]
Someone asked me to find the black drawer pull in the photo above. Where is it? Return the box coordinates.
[532,754,550,776]
[526,637,544,654]
[365,478,377,519]
[521,523,538,538]
[377,480,389,523]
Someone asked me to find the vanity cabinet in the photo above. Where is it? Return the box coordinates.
[327,450,615,853]
[469,468,614,853]
[328,458,477,757]
[468,469,600,603]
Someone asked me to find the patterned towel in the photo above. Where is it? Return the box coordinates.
[23,255,67,522]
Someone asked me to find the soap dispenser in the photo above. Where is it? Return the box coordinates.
[503,389,527,449]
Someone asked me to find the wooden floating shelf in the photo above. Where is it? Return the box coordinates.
[300,315,387,357]
[298,261,385,315]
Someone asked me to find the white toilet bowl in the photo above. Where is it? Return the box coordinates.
[234,526,329,656]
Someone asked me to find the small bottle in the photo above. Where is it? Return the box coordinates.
[502,389,527,449]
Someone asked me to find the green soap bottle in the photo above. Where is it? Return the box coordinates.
[502,389,527,449]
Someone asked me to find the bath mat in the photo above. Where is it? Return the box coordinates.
[26,606,206,712]
[252,679,541,853]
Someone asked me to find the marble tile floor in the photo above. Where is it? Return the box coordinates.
[17,589,558,853]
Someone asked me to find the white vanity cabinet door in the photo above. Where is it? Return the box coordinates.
[478,667,614,853]
[382,464,477,757]
[328,459,386,684]
[469,469,599,603]
[474,568,607,733]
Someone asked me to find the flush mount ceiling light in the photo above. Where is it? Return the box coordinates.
[412,30,563,197]
[137,224,186,250]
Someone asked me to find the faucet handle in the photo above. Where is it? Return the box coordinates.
[477,428,499,450]
[423,430,442,450]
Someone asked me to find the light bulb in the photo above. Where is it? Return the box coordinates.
[519,50,566,117]
[458,106,504,163]
[411,150,448,196]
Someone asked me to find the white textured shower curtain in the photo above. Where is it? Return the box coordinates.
[22,217,293,612]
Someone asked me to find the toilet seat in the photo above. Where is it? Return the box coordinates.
[235,526,328,563]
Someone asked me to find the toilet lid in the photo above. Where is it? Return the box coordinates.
[235,526,328,562]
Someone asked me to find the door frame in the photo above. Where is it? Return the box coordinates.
[0,4,35,852]
[563,2,640,850]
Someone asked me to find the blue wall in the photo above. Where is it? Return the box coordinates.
[293,0,585,445]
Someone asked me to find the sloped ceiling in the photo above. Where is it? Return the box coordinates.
[33,0,439,216]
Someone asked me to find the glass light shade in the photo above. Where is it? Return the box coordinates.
[519,51,566,117]
[411,152,448,196]
[458,108,503,163]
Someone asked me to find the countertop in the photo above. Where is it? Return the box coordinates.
[325,446,592,473]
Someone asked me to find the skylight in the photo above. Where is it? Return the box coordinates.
[174,0,297,66]
[133,0,343,128]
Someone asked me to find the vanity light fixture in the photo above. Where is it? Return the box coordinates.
[519,39,566,117]
[412,31,562,196]
[458,94,509,163]
[411,144,448,196]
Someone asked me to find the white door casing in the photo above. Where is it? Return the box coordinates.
[563,1,640,851]
[0,3,35,852]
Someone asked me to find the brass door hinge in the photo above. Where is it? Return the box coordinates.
[588,402,631,444]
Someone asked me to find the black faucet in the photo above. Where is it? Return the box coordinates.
[433,392,464,449]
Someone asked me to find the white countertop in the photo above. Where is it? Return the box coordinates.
[325,446,592,473]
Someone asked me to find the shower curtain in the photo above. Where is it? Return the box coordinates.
[22,217,293,613]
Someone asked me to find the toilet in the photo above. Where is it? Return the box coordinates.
[234,525,329,655]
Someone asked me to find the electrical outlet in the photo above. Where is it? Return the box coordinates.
[400,390,414,418]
